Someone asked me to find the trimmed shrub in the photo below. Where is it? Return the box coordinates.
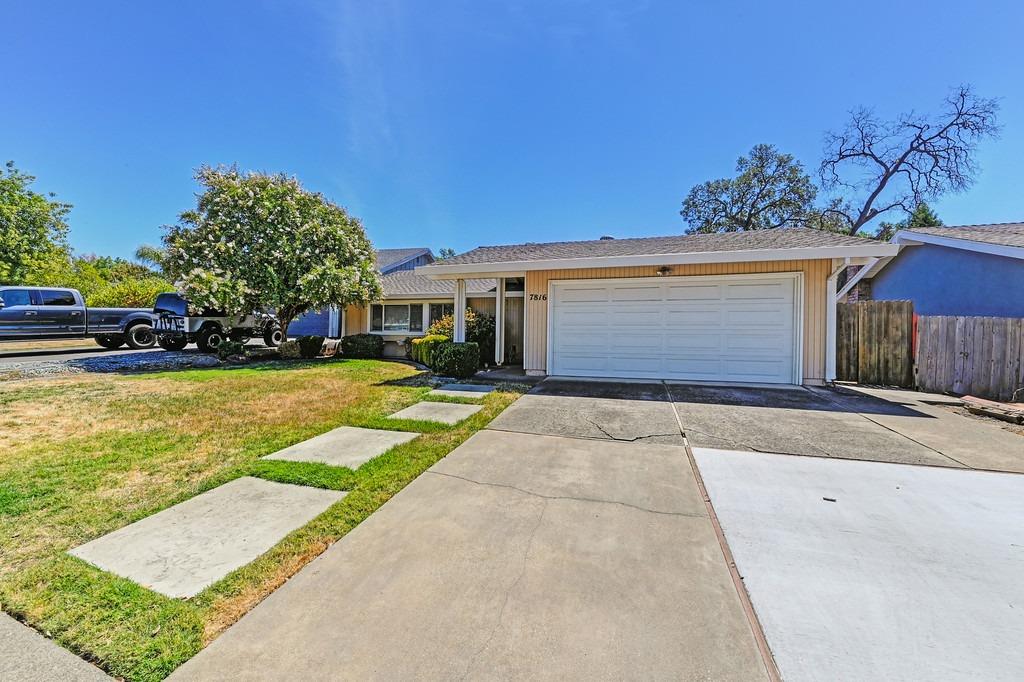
[432,342,479,379]
[216,340,247,360]
[297,335,325,359]
[279,340,301,359]
[340,333,384,359]
[427,310,495,367]
[411,334,449,365]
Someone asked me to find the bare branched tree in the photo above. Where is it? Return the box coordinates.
[818,85,999,235]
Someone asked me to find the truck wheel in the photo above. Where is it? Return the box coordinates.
[95,334,124,349]
[197,327,225,353]
[263,325,283,347]
[125,323,157,349]
[158,334,188,351]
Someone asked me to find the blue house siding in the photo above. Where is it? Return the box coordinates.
[288,308,332,337]
[386,253,433,273]
[871,243,1024,317]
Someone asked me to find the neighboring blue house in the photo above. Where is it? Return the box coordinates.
[288,247,435,337]
[841,223,1024,317]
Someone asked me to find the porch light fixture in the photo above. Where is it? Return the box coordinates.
[656,266,672,276]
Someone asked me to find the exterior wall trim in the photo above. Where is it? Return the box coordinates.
[419,244,897,278]
[895,230,1024,261]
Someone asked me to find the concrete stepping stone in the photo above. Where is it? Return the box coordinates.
[428,383,495,399]
[388,401,483,425]
[262,426,419,469]
[69,477,345,599]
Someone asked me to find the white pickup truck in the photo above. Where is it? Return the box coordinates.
[0,286,157,349]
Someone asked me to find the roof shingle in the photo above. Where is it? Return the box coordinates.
[375,248,432,271]
[381,271,495,297]
[433,228,879,266]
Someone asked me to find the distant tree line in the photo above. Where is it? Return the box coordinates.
[0,160,174,306]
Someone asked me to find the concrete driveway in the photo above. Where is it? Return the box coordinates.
[173,389,769,680]
[496,378,1024,473]
[172,377,1024,680]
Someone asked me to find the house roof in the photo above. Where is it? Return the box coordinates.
[380,271,495,298]
[376,248,432,272]
[899,222,1024,250]
[419,228,897,276]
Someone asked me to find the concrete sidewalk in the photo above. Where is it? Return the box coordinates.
[0,614,109,681]
[171,428,767,680]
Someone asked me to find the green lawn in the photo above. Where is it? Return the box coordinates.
[0,359,523,681]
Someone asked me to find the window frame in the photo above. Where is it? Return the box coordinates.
[369,302,429,334]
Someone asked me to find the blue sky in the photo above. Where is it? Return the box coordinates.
[2,1,1022,259]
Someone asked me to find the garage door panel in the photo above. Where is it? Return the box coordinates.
[665,310,723,326]
[550,275,798,384]
[609,334,664,352]
[724,332,789,353]
[609,285,663,302]
[611,308,665,327]
[665,333,723,352]
[723,308,789,326]
[557,287,610,303]
[725,281,792,301]
[665,284,722,301]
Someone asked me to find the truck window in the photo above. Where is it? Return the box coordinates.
[154,293,188,316]
[39,290,77,306]
[0,289,33,307]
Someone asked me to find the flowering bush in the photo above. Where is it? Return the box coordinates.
[426,310,495,366]
[162,166,382,336]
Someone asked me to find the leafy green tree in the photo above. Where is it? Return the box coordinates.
[0,161,72,284]
[163,166,382,336]
[133,244,169,275]
[873,203,943,241]
[680,144,817,234]
[437,247,456,260]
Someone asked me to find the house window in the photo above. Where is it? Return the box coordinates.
[429,303,454,326]
[370,304,424,333]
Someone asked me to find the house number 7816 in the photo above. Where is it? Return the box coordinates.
[529,293,547,301]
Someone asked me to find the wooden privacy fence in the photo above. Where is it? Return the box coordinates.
[836,301,915,387]
[915,316,1024,402]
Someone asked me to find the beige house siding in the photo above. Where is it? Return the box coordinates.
[344,304,366,334]
[467,297,495,316]
[524,259,831,384]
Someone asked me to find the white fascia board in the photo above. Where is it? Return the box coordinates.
[894,230,1024,260]
[836,255,896,298]
[416,244,899,279]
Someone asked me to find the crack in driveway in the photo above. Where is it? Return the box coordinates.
[459,498,548,680]
[583,417,681,443]
[426,470,705,519]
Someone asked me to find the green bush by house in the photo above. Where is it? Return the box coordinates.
[296,335,325,359]
[410,334,449,365]
[341,333,384,359]
[427,310,495,367]
[216,340,247,360]
[431,341,479,378]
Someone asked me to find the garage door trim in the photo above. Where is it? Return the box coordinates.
[545,272,804,384]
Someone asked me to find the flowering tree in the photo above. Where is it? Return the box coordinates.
[163,166,381,337]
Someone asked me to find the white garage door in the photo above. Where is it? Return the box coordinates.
[549,274,800,384]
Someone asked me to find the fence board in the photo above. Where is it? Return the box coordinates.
[915,315,1024,401]
[836,300,914,387]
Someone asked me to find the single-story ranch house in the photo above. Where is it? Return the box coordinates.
[298,229,897,386]
[415,228,896,385]
[839,222,1024,317]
